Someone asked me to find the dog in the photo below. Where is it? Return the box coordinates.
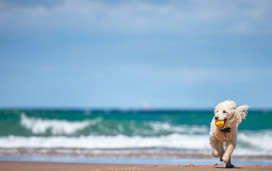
[209,100,248,168]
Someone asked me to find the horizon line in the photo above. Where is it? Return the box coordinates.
[0,106,271,112]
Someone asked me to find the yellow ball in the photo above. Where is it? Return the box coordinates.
[215,120,225,128]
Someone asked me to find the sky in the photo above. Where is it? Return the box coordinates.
[0,0,272,109]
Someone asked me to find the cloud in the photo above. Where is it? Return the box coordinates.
[0,0,272,34]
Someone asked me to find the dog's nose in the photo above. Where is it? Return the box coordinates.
[214,116,219,120]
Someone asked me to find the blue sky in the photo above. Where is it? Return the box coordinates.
[1,0,272,109]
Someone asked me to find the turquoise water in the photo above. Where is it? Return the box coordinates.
[1,109,271,137]
[0,109,272,158]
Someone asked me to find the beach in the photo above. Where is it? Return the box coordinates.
[1,161,272,171]
[1,0,272,169]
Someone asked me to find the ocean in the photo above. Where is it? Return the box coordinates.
[0,109,271,165]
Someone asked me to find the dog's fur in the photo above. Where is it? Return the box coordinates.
[209,100,248,168]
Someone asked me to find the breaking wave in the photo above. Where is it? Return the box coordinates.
[0,130,272,156]
[0,110,271,158]
[20,113,96,135]
[19,113,209,136]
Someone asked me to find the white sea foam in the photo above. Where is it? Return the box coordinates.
[0,134,209,149]
[237,131,272,151]
[0,131,272,156]
[20,113,96,135]
[150,122,209,134]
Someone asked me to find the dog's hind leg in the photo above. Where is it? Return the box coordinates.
[210,139,220,157]
[218,142,224,161]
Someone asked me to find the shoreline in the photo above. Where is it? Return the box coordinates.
[1,148,272,160]
[0,161,272,171]
[1,155,271,166]
[1,148,271,166]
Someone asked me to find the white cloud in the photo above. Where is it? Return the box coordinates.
[0,0,272,34]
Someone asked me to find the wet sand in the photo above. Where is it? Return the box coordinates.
[0,161,271,171]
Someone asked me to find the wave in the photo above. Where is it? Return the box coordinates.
[150,122,209,134]
[0,131,272,156]
[20,113,98,135]
[238,131,272,152]
[19,113,209,136]
[7,113,272,156]
[0,134,210,149]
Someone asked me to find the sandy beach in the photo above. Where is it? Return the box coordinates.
[0,161,271,171]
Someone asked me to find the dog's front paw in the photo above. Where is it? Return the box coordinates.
[222,154,229,163]
[212,150,219,157]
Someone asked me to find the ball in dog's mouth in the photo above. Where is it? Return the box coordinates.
[215,120,225,128]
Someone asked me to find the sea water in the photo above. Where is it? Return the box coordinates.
[0,109,271,165]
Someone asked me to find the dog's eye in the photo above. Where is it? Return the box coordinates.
[223,110,226,113]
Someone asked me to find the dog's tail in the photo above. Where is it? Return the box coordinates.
[236,105,249,119]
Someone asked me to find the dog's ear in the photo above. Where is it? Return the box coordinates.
[227,109,241,127]
[227,105,248,127]
[236,105,249,120]
[229,105,248,127]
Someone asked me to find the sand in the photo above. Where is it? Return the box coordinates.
[0,161,271,171]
